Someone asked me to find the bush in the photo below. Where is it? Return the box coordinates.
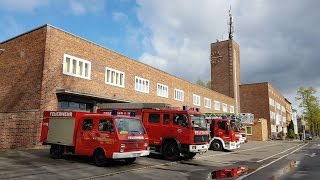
[287,129,296,139]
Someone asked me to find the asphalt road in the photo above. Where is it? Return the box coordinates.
[0,140,315,180]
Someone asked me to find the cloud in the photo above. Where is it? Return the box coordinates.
[68,0,105,16]
[136,0,230,82]
[112,12,128,23]
[139,53,168,70]
[0,0,49,12]
[135,0,320,109]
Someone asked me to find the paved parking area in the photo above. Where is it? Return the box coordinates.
[0,140,304,179]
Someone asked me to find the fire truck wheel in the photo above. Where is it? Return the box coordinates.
[211,140,223,151]
[50,145,63,159]
[186,152,197,159]
[163,141,180,161]
[93,149,107,167]
[124,157,136,164]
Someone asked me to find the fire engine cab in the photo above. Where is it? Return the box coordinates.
[205,116,240,151]
[97,103,209,161]
[40,111,150,166]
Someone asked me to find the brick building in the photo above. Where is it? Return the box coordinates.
[0,25,237,149]
[0,22,293,148]
[239,82,292,138]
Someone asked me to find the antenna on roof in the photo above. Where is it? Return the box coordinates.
[228,6,234,40]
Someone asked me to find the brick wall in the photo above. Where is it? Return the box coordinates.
[210,40,240,112]
[246,118,268,141]
[0,26,46,112]
[41,25,236,113]
[0,111,42,149]
[240,83,270,133]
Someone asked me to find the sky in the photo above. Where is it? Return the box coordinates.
[0,0,319,112]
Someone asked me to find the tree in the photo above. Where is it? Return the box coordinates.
[296,87,320,136]
[196,79,206,87]
[206,80,211,89]
[196,79,211,89]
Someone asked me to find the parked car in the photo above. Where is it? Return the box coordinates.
[305,133,313,140]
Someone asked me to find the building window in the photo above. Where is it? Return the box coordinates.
[193,94,200,106]
[276,102,280,110]
[222,103,228,112]
[230,106,234,113]
[282,106,286,112]
[214,101,220,111]
[204,98,211,108]
[174,89,184,101]
[269,98,274,106]
[135,76,149,93]
[245,126,252,135]
[63,54,91,80]
[105,67,125,88]
[157,83,168,98]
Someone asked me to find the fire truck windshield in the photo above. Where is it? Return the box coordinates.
[115,118,145,135]
[190,114,207,130]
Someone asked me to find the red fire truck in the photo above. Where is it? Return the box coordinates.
[205,117,240,151]
[97,103,209,161]
[40,111,150,166]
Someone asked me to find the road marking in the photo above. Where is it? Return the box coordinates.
[237,143,308,180]
[80,142,296,179]
[196,143,280,160]
[305,152,316,157]
[256,144,301,162]
[79,161,177,180]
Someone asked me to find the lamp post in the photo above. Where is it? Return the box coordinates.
[302,115,306,141]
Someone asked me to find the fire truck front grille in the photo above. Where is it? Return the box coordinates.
[194,135,209,143]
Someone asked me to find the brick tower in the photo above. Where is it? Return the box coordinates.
[210,9,240,113]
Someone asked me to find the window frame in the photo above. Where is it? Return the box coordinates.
[105,67,125,88]
[193,94,200,106]
[157,83,169,98]
[63,54,91,80]
[204,98,211,108]
[222,103,228,112]
[174,88,184,101]
[245,126,252,135]
[135,76,150,93]
[229,105,234,113]
[214,100,220,111]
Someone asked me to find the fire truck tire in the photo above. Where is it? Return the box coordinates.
[211,140,223,151]
[186,152,197,159]
[124,157,136,164]
[163,141,180,161]
[50,145,63,159]
[93,149,107,167]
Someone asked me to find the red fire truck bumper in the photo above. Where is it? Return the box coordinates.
[189,143,209,153]
[112,150,150,159]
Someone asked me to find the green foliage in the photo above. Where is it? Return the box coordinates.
[206,80,211,89]
[287,129,296,139]
[296,87,320,135]
[195,79,211,89]
[196,79,206,87]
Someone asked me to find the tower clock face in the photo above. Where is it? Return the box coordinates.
[210,51,222,65]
